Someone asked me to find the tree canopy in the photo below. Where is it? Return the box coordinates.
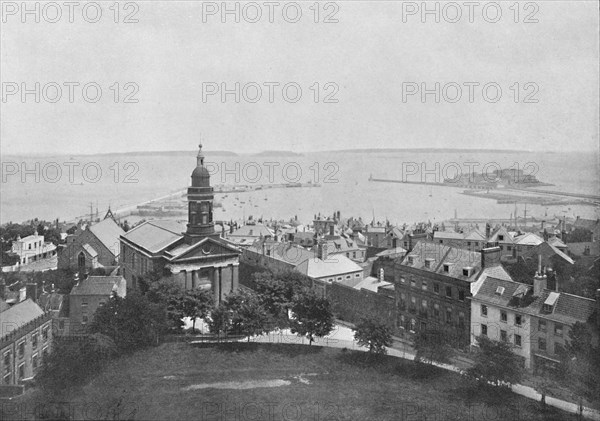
[353,317,393,355]
[413,328,455,365]
[467,335,522,387]
[289,289,334,345]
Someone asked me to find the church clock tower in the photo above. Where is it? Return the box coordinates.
[184,143,218,243]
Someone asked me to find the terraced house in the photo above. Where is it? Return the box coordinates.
[471,267,600,370]
[0,299,52,385]
[382,241,509,348]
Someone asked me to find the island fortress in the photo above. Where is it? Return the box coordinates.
[119,143,241,303]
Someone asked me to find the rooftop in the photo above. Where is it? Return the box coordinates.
[0,299,45,340]
[71,276,127,297]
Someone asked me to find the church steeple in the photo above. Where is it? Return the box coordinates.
[185,140,217,243]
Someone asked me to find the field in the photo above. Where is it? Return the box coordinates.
[15,342,577,421]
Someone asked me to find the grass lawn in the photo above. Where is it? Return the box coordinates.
[16,342,578,421]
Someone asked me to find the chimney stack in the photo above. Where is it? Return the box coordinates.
[480,245,501,268]
[533,254,547,296]
[26,282,39,302]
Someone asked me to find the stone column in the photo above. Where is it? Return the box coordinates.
[192,270,200,289]
[218,267,223,304]
[232,264,239,292]
[212,267,219,305]
[185,270,192,290]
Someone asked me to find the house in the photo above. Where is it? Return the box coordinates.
[227,223,275,248]
[471,268,599,371]
[7,232,57,266]
[311,235,367,263]
[0,299,52,385]
[242,239,364,296]
[513,232,544,257]
[488,226,517,259]
[521,241,575,269]
[433,228,487,252]
[120,145,241,305]
[58,217,124,272]
[383,241,506,348]
[69,276,127,333]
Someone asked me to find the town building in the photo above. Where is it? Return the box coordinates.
[67,276,127,334]
[8,232,57,266]
[381,241,509,348]
[227,223,274,248]
[0,299,52,385]
[120,144,241,304]
[471,268,599,371]
[433,228,487,252]
[58,217,124,272]
[242,238,364,296]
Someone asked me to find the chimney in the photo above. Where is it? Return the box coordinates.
[329,225,334,236]
[485,223,491,239]
[480,245,501,268]
[317,242,329,260]
[533,255,547,296]
[26,282,39,302]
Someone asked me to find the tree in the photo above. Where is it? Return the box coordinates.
[225,290,272,341]
[146,280,186,330]
[467,335,522,387]
[413,328,455,365]
[181,288,214,332]
[89,293,167,353]
[353,317,393,356]
[207,305,231,338]
[289,290,334,345]
[561,321,600,415]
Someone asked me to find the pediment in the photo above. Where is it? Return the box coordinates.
[169,237,240,262]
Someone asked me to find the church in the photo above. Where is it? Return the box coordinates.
[119,144,241,304]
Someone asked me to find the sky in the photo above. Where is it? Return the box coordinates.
[1,0,599,155]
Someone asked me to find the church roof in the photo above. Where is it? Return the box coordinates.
[122,220,186,253]
[89,218,125,256]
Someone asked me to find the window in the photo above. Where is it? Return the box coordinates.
[345,275,351,280]
[3,373,11,385]
[82,315,89,325]
[409,318,416,332]
[410,280,416,288]
[498,235,504,241]
[337,277,342,281]
[445,286,452,298]
[554,342,565,356]
[446,308,452,324]
[410,296,416,307]
[500,330,507,342]
[515,314,522,326]
[433,303,440,318]
[554,323,563,337]
[421,300,428,310]
[3,352,10,374]
[424,259,432,269]
[355,273,360,278]
[42,347,48,359]
[507,246,512,251]
[500,311,507,323]
[538,320,546,332]
[458,290,465,301]
[421,281,427,291]
[495,286,505,295]
[32,333,38,349]
[32,354,38,373]
[434,283,440,293]
[515,334,522,347]
[443,264,450,272]
[481,305,488,317]
[462,268,470,277]
[59,320,65,329]
[538,338,547,351]
[81,301,88,310]
[18,363,24,380]
[18,341,25,359]
[407,256,414,264]
[400,277,406,284]
[458,311,465,329]
[399,315,406,329]
[481,324,488,336]
[352,252,356,259]
[42,326,49,342]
